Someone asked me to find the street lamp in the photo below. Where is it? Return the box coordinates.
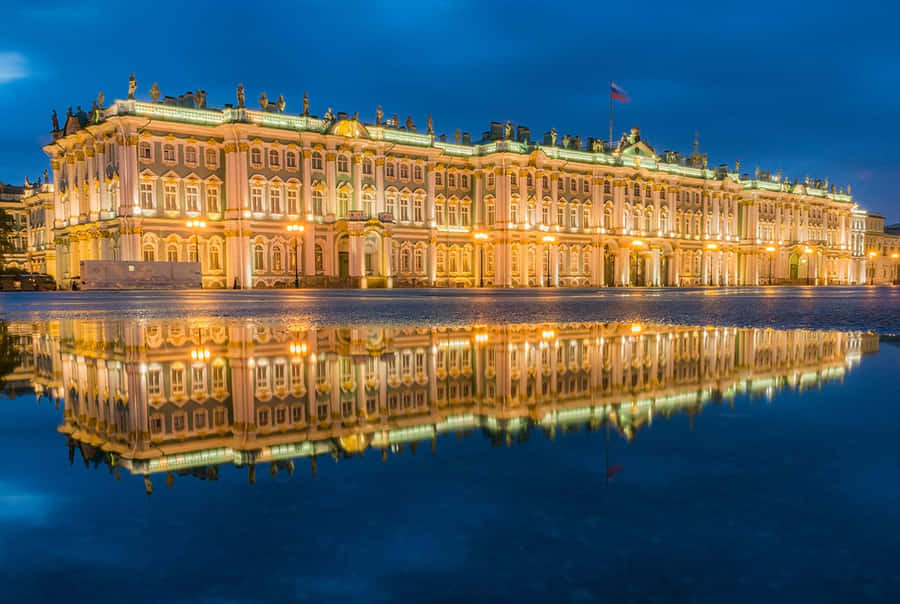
[803,247,813,285]
[868,250,877,285]
[185,220,206,269]
[474,232,489,287]
[286,223,305,288]
[542,235,556,287]
[765,246,776,285]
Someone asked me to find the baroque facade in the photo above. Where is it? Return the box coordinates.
[6,318,873,489]
[38,82,895,288]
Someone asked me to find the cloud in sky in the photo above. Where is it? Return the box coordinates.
[0,52,28,84]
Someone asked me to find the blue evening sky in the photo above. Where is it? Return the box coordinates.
[0,0,897,221]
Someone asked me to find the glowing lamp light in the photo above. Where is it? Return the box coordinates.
[186,219,206,228]
[541,329,556,339]
[306,213,315,222]
[765,246,776,253]
[290,343,308,355]
[706,243,718,250]
[804,247,812,254]
[631,240,644,247]
[542,235,556,243]
[868,251,877,258]
[474,333,489,343]
[630,323,642,334]
[190,348,210,360]
[474,232,489,241]
[892,252,899,260]
[286,224,305,233]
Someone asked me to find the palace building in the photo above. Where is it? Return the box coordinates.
[38,79,893,288]
[6,318,873,489]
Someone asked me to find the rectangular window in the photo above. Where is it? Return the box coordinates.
[251,186,263,212]
[147,370,161,396]
[287,189,298,214]
[185,185,199,212]
[140,182,154,209]
[191,366,205,393]
[171,367,185,395]
[205,148,217,168]
[460,205,470,226]
[212,364,225,391]
[270,188,282,214]
[206,186,219,213]
[164,183,177,211]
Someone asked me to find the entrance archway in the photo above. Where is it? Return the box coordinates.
[660,254,670,286]
[630,250,646,286]
[789,253,799,281]
[336,235,350,279]
[603,245,615,286]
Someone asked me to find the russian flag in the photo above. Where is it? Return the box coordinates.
[611,82,630,103]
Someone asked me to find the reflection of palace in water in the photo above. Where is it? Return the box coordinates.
[11,319,877,491]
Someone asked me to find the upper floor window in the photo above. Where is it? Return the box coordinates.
[448,173,456,188]
[311,151,323,170]
[163,182,177,210]
[386,162,395,178]
[362,158,373,175]
[286,151,297,169]
[185,146,198,165]
[487,172,495,188]
[399,163,409,180]
[163,144,176,163]
[461,174,469,188]
[604,181,611,194]
[139,182,154,209]
[205,148,217,168]
[413,165,423,181]
[337,155,349,173]
[583,179,590,194]
[139,142,152,161]
[435,172,443,186]
[269,150,280,168]
[206,185,219,213]
[185,184,199,212]
[250,148,262,167]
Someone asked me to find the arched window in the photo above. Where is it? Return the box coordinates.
[250,185,264,213]
[485,198,496,225]
[362,158,373,175]
[386,162,395,178]
[254,244,265,272]
[363,190,375,218]
[312,190,324,216]
[336,188,350,217]
[645,209,653,232]
[401,248,411,273]
[272,246,283,272]
[250,148,261,166]
[143,245,156,262]
[603,204,612,228]
[167,245,178,263]
[311,151,323,170]
[337,155,349,173]
[139,142,152,161]
[582,205,591,229]
[206,184,219,213]
[449,248,459,273]
[286,151,297,169]
[436,248,446,273]
[205,148,217,168]
[413,194,424,222]
[385,190,397,217]
[399,163,409,179]
[414,248,424,273]
[413,165,423,180]
[486,172,495,188]
[163,144,176,162]
[185,147,197,165]
[269,150,280,167]
[208,245,221,271]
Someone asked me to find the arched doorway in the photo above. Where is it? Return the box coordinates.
[630,250,646,286]
[603,245,615,287]
[336,235,350,279]
[789,253,799,281]
[660,254,670,286]
[363,234,381,277]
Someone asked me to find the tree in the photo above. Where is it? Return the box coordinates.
[0,321,20,390]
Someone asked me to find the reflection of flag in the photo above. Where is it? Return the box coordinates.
[611,82,630,103]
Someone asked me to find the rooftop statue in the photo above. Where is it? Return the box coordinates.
[236,83,245,108]
[454,128,461,143]
[427,114,434,135]
[405,115,415,131]
[376,105,383,125]
[391,113,398,127]
[352,111,359,121]
[150,82,160,103]
[550,128,557,146]
[302,92,309,116]
[504,120,512,139]
[127,73,136,99]
[97,91,104,109]
[592,139,603,152]
[51,109,59,131]
[755,166,760,179]
[574,136,581,150]
[562,134,570,149]
[277,94,286,113]
[324,107,334,121]
[195,90,207,108]
[259,92,268,110]
[735,159,740,173]
[43,169,49,183]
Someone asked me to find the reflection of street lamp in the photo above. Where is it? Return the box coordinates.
[474,232,489,287]
[286,223,305,288]
[185,220,206,263]
[765,246,776,285]
[868,250,877,285]
[804,247,813,285]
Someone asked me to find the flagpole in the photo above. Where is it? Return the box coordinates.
[609,78,613,153]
